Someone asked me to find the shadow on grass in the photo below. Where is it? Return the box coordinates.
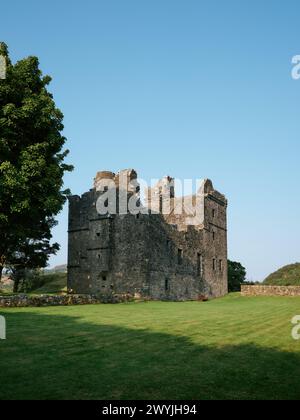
[0,310,299,400]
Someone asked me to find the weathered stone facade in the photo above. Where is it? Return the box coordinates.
[68,170,228,301]
[241,285,300,297]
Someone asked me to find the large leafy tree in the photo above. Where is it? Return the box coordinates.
[0,42,73,287]
[228,260,247,292]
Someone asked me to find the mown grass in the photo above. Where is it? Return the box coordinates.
[1,294,300,400]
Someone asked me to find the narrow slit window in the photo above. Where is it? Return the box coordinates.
[159,195,163,213]
[178,249,183,265]
[197,253,203,276]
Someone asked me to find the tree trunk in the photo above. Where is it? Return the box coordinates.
[13,273,20,293]
[12,268,26,293]
[0,254,5,283]
[13,279,19,293]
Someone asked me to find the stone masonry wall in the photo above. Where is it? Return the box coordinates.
[0,293,134,308]
[241,285,300,297]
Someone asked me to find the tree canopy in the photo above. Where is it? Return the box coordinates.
[228,260,247,292]
[0,42,73,288]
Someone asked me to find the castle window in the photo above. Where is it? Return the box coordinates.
[102,276,107,281]
[212,209,216,218]
[197,253,203,277]
[159,195,163,213]
[212,231,215,241]
[165,278,170,292]
[219,260,223,272]
[178,249,183,265]
[213,258,216,271]
[96,232,100,237]
[136,213,140,220]
[103,186,108,192]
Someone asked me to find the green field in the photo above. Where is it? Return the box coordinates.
[1,294,300,400]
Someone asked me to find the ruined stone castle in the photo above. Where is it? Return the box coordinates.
[67,169,228,300]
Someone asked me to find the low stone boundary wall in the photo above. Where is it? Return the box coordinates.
[241,285,300,297]
[0,293,134,308]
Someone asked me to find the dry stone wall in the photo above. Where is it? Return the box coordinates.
[0,293,134,308]
[241,285,300,297]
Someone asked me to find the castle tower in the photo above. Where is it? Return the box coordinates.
[68,170,228,300]
[145,176,175,214]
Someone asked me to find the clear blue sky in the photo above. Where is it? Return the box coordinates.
[2,0,300,280]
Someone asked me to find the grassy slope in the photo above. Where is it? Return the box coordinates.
[264,263,300,286]
[0,272,67,295]
[1,294,300,400]
[32,273,67,294]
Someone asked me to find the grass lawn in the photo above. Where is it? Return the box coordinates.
[1,294,300,400]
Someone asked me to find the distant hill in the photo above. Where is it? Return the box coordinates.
[263,263,300,286]
[53,264,67,272]
[44,264,67,274]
